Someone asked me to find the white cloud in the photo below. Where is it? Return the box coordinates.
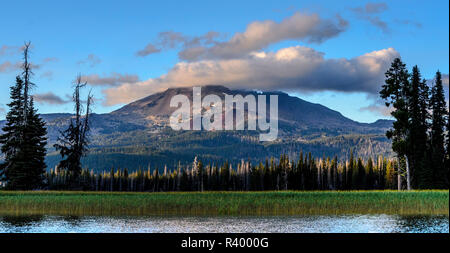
[179,12,348,61]
[103,46,399,106]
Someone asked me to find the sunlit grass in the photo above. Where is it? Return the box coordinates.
[0,190,448,216]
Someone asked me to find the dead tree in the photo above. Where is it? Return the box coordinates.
[54,75,93,187]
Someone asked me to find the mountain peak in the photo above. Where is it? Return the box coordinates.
[110,85,391,132]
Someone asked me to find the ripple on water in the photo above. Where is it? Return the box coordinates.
[0,215,448,233]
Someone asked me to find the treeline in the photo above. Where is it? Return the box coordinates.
[45,152,404,191]
[380,58,449,189]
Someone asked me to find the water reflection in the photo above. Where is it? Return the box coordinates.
[395,216,450,233]
[61,215,82,227]
[0,215,448,233]
[1,215,44,227]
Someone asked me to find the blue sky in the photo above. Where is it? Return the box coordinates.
[0,0,448,123]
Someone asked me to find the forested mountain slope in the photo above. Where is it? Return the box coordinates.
[1,85,393,171]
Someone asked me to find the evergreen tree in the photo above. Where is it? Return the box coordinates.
[380,58,412,190]
[0,77,25,188]
[408,66,431,188]
[366,157,375,189]
[347,150,354,189]
[447,86,450,184]
[0,43,47,190]
[21,98,47,188]
[430,71,448,188]
[355,158,366,189]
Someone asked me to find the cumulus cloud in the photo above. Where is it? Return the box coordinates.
[179,12,348,61]
[136,12,347,60]
[33,92,69,105]
[77,54,102,67]
[0,105,5,113]
[103,46,399,106]
[81,72,140,87]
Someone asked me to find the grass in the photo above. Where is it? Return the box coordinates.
[0,190,448,216]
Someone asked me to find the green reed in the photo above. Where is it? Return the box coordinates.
[0,190,448,216]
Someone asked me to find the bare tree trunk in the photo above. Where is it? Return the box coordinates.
[22,42,32,124]
[405,155,411,190]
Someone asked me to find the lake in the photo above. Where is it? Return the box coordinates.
[0,215,448,233]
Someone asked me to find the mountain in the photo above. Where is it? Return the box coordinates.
[111,85,389,133]
[1,85,393,171]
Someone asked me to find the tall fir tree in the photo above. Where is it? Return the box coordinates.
[430,71,448,188]
[0,80,47,189]
[408,66,431,188]
[380,58,411,190]
[0,77,25,187]
[447,85,450,185]
[21,98,48,188]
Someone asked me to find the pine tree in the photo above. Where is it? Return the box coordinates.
[0,77,25,188]
[366,157,375,189]
[347,150,354,189]
[0,43,48,190]
[430,71,448,188]
[408,66,431,188]
[380,58,411,190]
[447,86,450,185]
[356,158,366,189]
[21,98,47,188]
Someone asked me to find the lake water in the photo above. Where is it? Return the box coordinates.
[0,215,448,233]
